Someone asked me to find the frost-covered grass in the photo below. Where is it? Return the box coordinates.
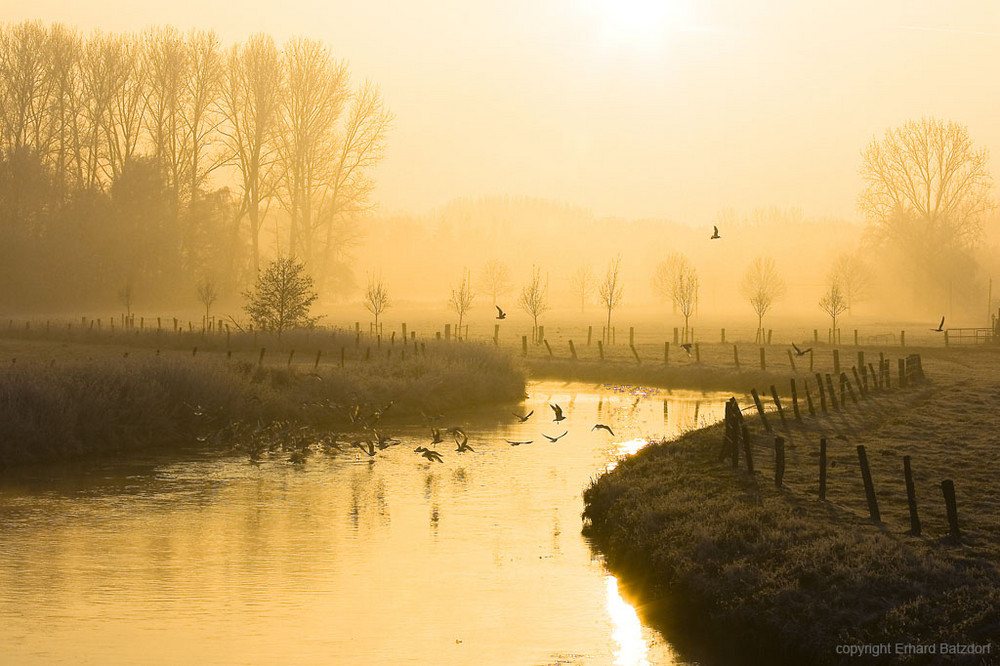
[0,339,525,468]
[583,346,1000,665]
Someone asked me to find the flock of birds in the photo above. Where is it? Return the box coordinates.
[189,396,619,466]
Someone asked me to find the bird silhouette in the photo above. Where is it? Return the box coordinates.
[930,316,945,332]
[506,439,533,446]
[791,342,812,356]
[592,424,615,436]
[496,305,506,320]
[550,403,566,422]
[710,225,721,239]
[454,430,476,453]
[512,410,534,422]
[430,428,444,444]
[419,448,444,463]
[680,343,693,356]
[542,431,568,442]
[352,440,376,457]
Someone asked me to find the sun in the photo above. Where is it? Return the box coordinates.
[583,0,688,52]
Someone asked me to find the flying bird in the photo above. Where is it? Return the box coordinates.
[680,343,693,356]
[791,342,812,356]
[506,439,533,446]
[496,305,506,320]
[512,410,534,423]
[710,225,720,239]
[931,316,945,332]
[430,428,444,444]
[542,431,568,442]
[419,448,444,463]
[550,403,566,422]
[592,424,615,436]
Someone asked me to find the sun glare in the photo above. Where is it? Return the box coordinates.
[584,0,687,52]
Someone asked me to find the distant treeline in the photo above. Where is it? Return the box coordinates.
[0,21,390,311]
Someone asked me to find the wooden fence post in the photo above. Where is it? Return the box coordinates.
[192,346,198,356]
[314,350,322,369]
[445,323,451,340]
[340,348,345,367]
[825,374,840,411]
[544,339,554,357]
[597,340,604,361]
[522,336,528,357]
[774,436,785,487]
[842,372,858,404]
[630,344,641,364]
[733,344,740,370]
[857,445,881,522]
[629,327,634,346]
[815,373,827,413]
[365,347,371,361]
[759,347,766,371]
[569,340,577,360]
[587,325,593,346]
[868,363,879,391]
[898,358,907,388]
[900,330,905,347]
[664,341,669,365]
[287,350,295,366]
[790,378,801,419]
[721,327,726,344]
[770,385,788,429]
[673,327,679,344]
[809,349,814,372]
[804,378,816,416]
[695,343,700,363]
[941,479,961,541]
[903,456,921,536]
[852,367,865,398]
[787,348,797,373]
[258,348,266,366]
[833,349,840,375]
[741,424,754,473]
[750,388,772,432]
[819,438,827,501]
[494,324,500,345]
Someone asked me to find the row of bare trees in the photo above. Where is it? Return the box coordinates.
[0,22,390,308]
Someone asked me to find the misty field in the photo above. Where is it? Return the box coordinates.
[0,330,525,467]
[583,345,1000,665]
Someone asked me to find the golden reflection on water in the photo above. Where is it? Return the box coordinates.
[607,574,670,666]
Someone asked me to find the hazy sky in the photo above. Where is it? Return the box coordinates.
[6,0,1000,223]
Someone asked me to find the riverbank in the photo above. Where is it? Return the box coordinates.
[583,346,1000,665]
[0,339,525,468]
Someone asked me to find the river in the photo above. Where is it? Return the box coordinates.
[0,381,734,665]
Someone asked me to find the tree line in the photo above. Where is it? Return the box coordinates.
[0,21,390,310]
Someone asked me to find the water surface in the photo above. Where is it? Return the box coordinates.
[0,382,732,665]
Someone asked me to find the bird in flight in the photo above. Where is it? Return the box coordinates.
[417,448,444,463]
[450,427,474,452]
[680,343,693,356]
[496,305,506,320]
[550,403,566,422]
[791,342,812,356]
[542,431,568,442]
[506,439,533,446]
[430,428,444,444]
[512,410,534,423]
[930,316,945,332]
[592,424,615,436]
[710,225,721,239]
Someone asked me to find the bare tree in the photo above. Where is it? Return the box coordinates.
[183,29,224,204]
[220,34,281,273]
[829,250,872,315]
[197,276,218,321]
[448,269,474,339]
[317,81,392,290]
[570,264,594,313]
[478,259,512,308]
[819,280,848,340]
[675,263,698,343]
[650,252,687,313]
[118,282,134,317]
[363,272,390,334]
[597,255,624,344]
[518,266,549,342]
[740,257,785,343]
[275,38,349,266]
[142,26,188,198]
[859,118,994,301]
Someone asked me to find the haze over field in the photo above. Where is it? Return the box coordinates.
[0,1,998,324]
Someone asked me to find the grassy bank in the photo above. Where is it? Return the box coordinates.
[583,347,1000,665]
[0,340,525,468]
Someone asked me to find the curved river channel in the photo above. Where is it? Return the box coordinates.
[0,382,734,665]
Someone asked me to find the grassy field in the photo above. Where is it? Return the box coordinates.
[583,345,1000,665]
[0,331,526,468]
